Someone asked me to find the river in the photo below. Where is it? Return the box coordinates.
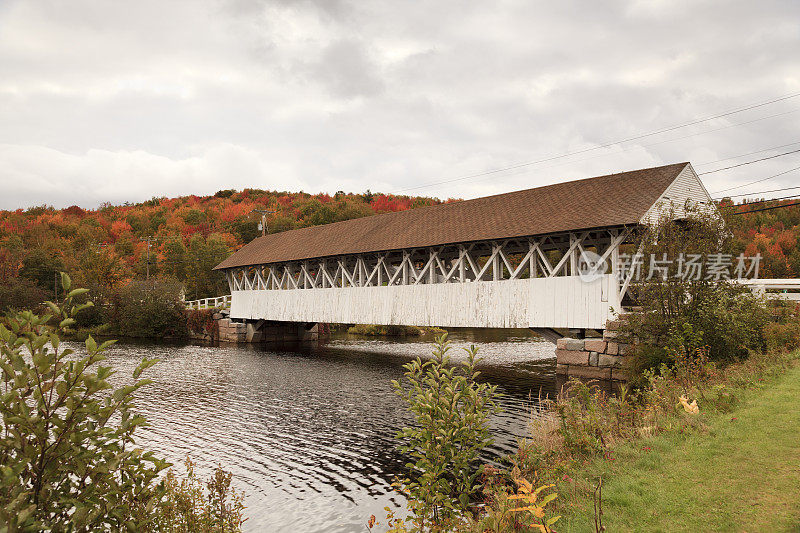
[98,329,557,532]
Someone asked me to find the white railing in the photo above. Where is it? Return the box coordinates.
[184,295,232,310]
[738,279,800,301]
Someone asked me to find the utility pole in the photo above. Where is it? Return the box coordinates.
[144,236,156,281]
[252,209,276,237]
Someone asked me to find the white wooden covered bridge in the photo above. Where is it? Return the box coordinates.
[213,162,713,334]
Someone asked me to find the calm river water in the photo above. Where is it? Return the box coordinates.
[97,329,557,532]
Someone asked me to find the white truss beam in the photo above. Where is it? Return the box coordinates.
[223,228,636,312]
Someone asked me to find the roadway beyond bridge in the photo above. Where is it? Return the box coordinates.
[213,162,712,338]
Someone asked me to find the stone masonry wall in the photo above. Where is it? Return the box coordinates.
[212,315,319,345]
[259,322,318,345]
[217,317,248,343]
[555,320,630,382]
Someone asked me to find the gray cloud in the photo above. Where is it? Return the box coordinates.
[0,0,799,209]
[308,39,384,98]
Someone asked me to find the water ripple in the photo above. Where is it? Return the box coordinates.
[80,328,556,532]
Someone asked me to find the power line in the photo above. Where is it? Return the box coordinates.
[712,185,800,200]
[698,148,800,175]
[408,107,800,194]
[711,164,800,194]
[694,140,800,167]
[719,193,800,209]
[393,91,800,193]
[455,108,800,191]
[729,201,800,215]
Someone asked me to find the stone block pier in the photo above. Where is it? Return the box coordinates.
[556,320,630,385]
[190,309,320,348]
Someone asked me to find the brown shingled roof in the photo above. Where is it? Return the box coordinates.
[214,162,689,269]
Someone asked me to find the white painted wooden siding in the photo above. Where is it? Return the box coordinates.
[641,164,715,224]
[230,274,619,329]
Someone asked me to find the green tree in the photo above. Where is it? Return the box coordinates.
[0,277,49,313]
[623,205,770,377]
[162,236,188,280]
[186,234,231,299]
[0,275,246,531]
[0,235,24,281]
[109,280,188,338]
[267,214,296,234]
[392,334,499,529]
[0,274,168,529]
[297,198,336,227]
[182,209,206,226]
[332,200,373,223]
[80,246,125,288]
[229,218,259,243]
[19,248,65,295]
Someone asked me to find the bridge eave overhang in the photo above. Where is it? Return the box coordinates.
[221,224,641,303]
[219,223,642,273]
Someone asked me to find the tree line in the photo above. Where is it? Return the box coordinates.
[1,186,797,314]
[0,189,443,312]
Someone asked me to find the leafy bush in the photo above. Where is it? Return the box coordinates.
[348,324,446,336]
[521,379,646,465]
[108,280,188,338]
[19,248,65,291]
[373,471,561,533]
[0,277,49,314]
[553,381,613,456]
[0,274,167,529]
[392,334,499,528]
[187,308,217,336]
[156,457,245,532]
[70,281,109,329]
[474,471,560,533]
[763,302,800,352]
[622,206,770,378]
[0,274,245,531]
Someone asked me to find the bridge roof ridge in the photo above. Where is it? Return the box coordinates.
[215,162,691,269]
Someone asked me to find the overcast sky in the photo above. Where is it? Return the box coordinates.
[1,0,799,209]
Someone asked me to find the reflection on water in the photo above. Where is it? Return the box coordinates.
[95,329,556,532]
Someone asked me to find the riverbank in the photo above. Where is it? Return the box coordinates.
[556,352,800,532]
[346,323,446,337]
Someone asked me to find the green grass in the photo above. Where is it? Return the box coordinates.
[559,361,800,532]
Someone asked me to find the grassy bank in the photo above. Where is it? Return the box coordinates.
[347,323,446,337]
[557,353,800,532]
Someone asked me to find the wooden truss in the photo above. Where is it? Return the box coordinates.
[225,227,634,294]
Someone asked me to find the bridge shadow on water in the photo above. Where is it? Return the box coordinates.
[87,328,558,533]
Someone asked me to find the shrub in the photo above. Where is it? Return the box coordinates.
[0,273,168,529]
[70,281,109,329]
[0,277,49,314]
[187,308,217,336]
[108,280,188,338]
[0,274,245,531]
[392,334,499,528]
[622,205,770,377]
[156,457,245,532]
[348,324,446,336]
[552,381,612,456]
[763,302,800,352]
[19,248,65,291]
[473,471,560,533]
[524,379,646,463]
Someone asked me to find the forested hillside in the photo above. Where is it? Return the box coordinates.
[722,198,800,278]
[0,187,798,313]
[0,189,443,309]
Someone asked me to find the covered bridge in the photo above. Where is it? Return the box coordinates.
[214,162,712,332]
